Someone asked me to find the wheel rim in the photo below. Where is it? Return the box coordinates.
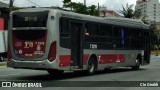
[0,57,4,61]
[89,63,95,73]
[136,59,140,66]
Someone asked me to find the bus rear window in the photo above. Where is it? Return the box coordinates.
[13,11,49,27]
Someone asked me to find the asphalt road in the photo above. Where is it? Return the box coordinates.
[0,56,160,90]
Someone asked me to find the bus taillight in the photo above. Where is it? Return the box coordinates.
[48,41,56,62]
[7,47,11,61]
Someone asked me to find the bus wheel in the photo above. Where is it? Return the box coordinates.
[86,58,97,75]
[0,56,4,62]
[47,70,64,75]
[132,59,140,70]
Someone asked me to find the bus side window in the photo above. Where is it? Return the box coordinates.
[99,24,112,43]
[86,22,99,36]
[85,27,89,36]
[85,22,99,42]
[137,29,142,49]
[112,25,121,48]
[59,17,71,48]
[60,18,70,37]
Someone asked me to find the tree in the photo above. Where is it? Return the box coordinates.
[141,16,150,24]
[119,4,134,18]
[88,5,99,16]
[119,3,142,19]
[63,0,99,16]
[133,9,142,19]
[120,3,158,49]
[120,3,151,24]
[149,22,158,48]
[63,0,73,10]
[71,2,88,14]
[149,22,157,44]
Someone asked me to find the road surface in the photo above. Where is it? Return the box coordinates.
[0,55,160,90]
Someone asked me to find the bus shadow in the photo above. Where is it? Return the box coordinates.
[15,68,147,81]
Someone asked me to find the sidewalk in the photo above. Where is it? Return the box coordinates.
[0,58,7,67]
[151,55,160,58]
[0,61,7,67]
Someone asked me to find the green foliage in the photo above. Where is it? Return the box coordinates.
[120,3,159,48]
[119,3,142,19]
[120,4,134,18]
[63,0,99,16]
[72,2,88,14]
[141,16,150,24]
[149,22,158,46]
[62,0,71,4]
[63,0,72,9]
[88,5,99,16]
[133,9,142,19]
[12,7,23,11]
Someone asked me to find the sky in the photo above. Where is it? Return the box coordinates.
[0,0,137,10]
[1,0,148,11]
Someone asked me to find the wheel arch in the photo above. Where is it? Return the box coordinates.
[136,53,142,65]
[87,54,98,69]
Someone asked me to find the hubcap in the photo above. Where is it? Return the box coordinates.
[89,63,94,73]
[136,59,139,66]
[0,57,3,61]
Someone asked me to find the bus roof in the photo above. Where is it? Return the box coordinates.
[12,8,149,30]
[104,17,149,29]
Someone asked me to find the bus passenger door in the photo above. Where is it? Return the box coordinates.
[70,22,83,69]
[143,31,151,65]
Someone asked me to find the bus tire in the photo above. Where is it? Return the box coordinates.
[104,68,110,71]
[86,57,97,75]
[47,69,64,75]
[0,56,4,62]
[131,59,140,70]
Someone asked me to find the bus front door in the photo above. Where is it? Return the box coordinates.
[70,22,83,69]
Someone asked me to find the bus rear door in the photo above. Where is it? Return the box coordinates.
[143,31,151,65]
[70,20,83,69]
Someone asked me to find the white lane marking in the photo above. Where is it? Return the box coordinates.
[0,73,23,77]
[0,71,44,77]
[0,70,47,77]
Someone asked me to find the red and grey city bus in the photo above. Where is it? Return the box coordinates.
[7,8,151,75]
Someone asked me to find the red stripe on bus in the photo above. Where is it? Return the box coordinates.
[0,18,4,30]
[59,54,89,67]
[59,54,124,67]
[59,55,71,67]
[98,54,124,64]
[83,54,89,65]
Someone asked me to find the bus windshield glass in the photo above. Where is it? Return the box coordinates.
[13,11,49,28]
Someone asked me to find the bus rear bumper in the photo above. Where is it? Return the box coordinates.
[7,58,58,70]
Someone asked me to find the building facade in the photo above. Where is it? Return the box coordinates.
[99,6,122,17]
[0,1,9,30]
[135,0,160,22]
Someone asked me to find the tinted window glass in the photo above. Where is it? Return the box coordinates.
[100,24,112,37]
[13,30,46,40]
[85,22,99,42]
[113,26,121,37]
[13,11,49,27]
[60,17,70,37]
[85,22,99,36]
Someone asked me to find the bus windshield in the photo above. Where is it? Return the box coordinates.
[13,11,49,28]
